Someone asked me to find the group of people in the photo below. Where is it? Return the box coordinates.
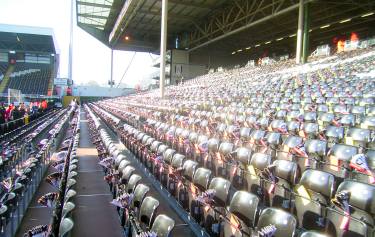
[0,100,49,135]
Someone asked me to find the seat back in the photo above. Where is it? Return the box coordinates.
[236,147,252,166]
[257,208,297,237]
[228,191,260,228]
[193,167,212,191]
[132,184,150,208]
[247,153,271,195]
[208,177,231,207]
[182,159,198,181]
[126,174,142,193]
[139,196,160,227]
[121,166,135,184]
[171,154,185,169]
[326,181,375,237]
[163,148,176,164]
[325,144,358,178]
[294,169,335,229]
[59,218,74,237]
[150,214,175,237]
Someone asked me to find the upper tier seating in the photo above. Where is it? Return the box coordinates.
[0,63,7,80]
[5,63,52,95]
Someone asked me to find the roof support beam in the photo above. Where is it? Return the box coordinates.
[137,10,195,21]
[78,13,108,19]
[76,1,112,8]
[157,0,213,9]
[186,0,287,48]
[187,0,316,52]
[78,22,104,28]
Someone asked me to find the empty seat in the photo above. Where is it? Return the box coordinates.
[294,169,335,230]
[132,184,150,210]
[325,144,358,179]
[326,181,375,237]
[139,196,160,229]
[150,214,175,237]
[223,191,260,237]
[256,208,297,237]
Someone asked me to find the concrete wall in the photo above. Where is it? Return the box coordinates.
[72,85,134,97]
[189,49,251,70]
[170,49,206,84]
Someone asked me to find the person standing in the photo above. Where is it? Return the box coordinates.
[0,103,5,124]
[19,102,26,117]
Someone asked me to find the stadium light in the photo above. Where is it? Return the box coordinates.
[231,51,236,55]
[320,24,330,29]
[340,18,351,23]
[245,46,251,50]
[237,49,243,52]
[276,37,284,41]
[289,34,296,37]
[255,44,260,47]
[265,41,271,44]
[361,12,374,17]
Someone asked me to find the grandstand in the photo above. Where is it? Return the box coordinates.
[0,24,58,96]
[0,1,375,237]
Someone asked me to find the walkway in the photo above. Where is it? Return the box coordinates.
[15,167,56,237]
[70,111,123,237]
[99,117,197,236]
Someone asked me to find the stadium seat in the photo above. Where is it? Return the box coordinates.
[294,169,335,230]
[326,180,375,237]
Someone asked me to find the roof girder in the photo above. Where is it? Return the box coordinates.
[76,1,112,8]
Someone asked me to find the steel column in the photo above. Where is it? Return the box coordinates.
[110,48,114,88]
[160,0,168,98]
[302,2,310,63]
[69,0,74,81]
[296,0,304,64]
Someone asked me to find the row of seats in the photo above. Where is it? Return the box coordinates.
[0,108,55,145]
[93,102,374,237]
[27,104,80,237]
[98,101,374,184]
[0,108,69,236]
[85,104,177,237]
[88,47,375,237]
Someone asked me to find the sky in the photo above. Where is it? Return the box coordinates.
[0,0,158,87]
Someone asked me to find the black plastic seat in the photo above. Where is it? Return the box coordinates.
[326,181,375,237]
[126,174,142,193]
[132,184,150,210]
[246,153,271,202]
[223,191,260,237]
[256,207,297,237]
[325,144,358,179]
[150,214,175,237]
[139,196,160,229]
[294,169,335,230]
[267,160,298,209]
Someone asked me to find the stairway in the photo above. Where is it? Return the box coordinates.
[0,65,15,93]
[47,67,55,96]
